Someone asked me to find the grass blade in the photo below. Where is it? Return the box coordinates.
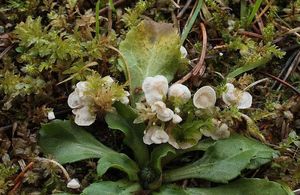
[246,0,263,27]
[180,0,203,45]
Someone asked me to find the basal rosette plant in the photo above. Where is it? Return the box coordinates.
[38,20,293,195]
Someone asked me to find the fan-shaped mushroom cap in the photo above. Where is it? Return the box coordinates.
[193,86,216,109]
[168,83,191,103]
[142,75,168,105]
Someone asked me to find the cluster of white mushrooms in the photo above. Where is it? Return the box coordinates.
[67,72,253,149]
[135,75,253,149]
[67,76,129,126]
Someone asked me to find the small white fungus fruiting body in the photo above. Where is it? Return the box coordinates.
[151,130,169,144]
[151,101,174,122]
[47,111,55,120]
[172,114,182,124]
[193,86,216,109]
[73,106,96,126]
[222,83,252,109]
[142,75,168,105]
[180,46,188,58]
[202,119,230,140]
[168,83,191,104]
[143,126,169,145]
[67,178,81,189]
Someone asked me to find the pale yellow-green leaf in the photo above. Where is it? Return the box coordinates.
[119,20,182,102]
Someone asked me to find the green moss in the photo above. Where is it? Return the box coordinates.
[122,0,155,28]
[0,164,18,194]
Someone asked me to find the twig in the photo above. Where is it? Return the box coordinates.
[0,44,14,59]
[272,50,299,89]
[9,162,35,194]
[170,0,180,8]
[176,23,207,84]
[244,78,269,91]
[0,124,13,132]
[253,0,273,24]
[259,72,300,95]
[238,30,263,39]
[294,188,300,194]
[177,0,192,19]
[277,50,300,91]
[192,23,207,76]
[213,45,227,50]
[35,157,71,181]
[277,23,300,38]
[285,27,300,35]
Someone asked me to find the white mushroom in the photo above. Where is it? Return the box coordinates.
[172,114,182,124]
[157,108,174,122]
[180,46,188,58]
[222,83,236,105]
[67,90,82,109]
[120,96,129,104]
[73,106,96,126]
[67,83,91,109]
[76,81,89,97]
[168,83,191,104]
[237,91,252,109]
[210,123,230,140]
[119,91,130,104]
[67,178,81,189]
[193,86,216,109]
[222,83,252,109]
[202,119,230,140]
[151,129,169,144]
[151,101,174,122]
[68,81,96,126]
[143,127,156,145]
[143,126,169,145]
[142,75,168,105]
[102,75,114,86]
[47,111,55,120]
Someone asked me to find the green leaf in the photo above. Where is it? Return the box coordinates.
[105,102,149,167]
[227,56,270,78]
[82,181,141,195]
[119,20,182,102]
[166,138,215,164]
[97,154,139,181]
[39,120,139,181]
[163,134,277,183]
[155,178,293,195]
[39,120,108,163]
[150,144,176,174]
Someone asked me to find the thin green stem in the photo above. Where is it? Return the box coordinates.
[108,0,116,12]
